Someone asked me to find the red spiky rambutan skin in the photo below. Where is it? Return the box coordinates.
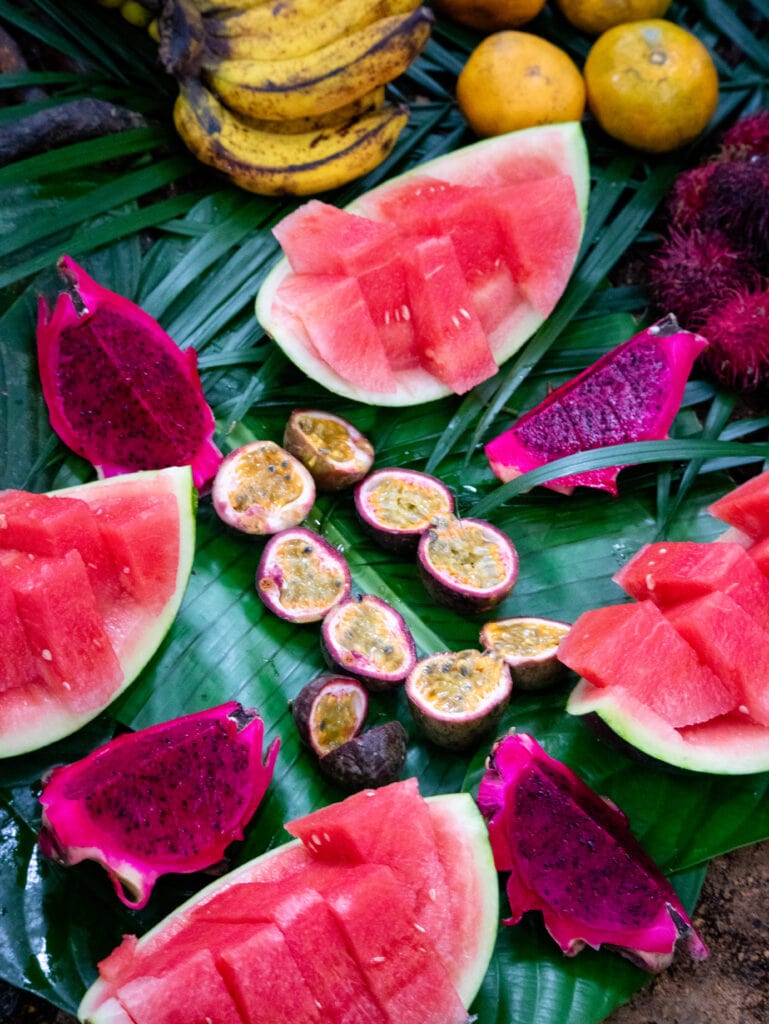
[699,158,769,259]
[699,287,769,393]
[666,164,717,231]
[647,228,764,330]
[717,109,769,161]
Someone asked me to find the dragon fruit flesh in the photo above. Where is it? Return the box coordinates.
[477,732,708,971]
[36,255,223,492]
[38,702,279,909]
[485,315,708,495]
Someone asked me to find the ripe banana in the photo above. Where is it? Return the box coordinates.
[203,6,434,121]
[173,78,409,196]
[241,85,386,134]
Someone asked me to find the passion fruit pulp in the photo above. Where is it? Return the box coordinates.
[405,649,513,751]
[318,720,408,792]
[291,674,368,757]
[321,593,417,691]
[480,615,571,689]
[283,409,375,491]
[418,516,519,614]
[256,527,351,623]
[354,467,455,551]
[211,440,315,535]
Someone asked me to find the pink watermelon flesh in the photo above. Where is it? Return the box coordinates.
[708,469,769,540]
[477,732,708,970]
[665,592,769,726]
[747,533,769,577]
[486,316,708,494]
[0,575,47,693]
[273,273,397,393]
[613,539,769,632]
[36,256,222,492]
[557,599,738,726]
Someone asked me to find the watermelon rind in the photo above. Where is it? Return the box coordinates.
[78,791,499,1023]
[0,466,196,759]
[255,121,590,407]
[567,677,769,775]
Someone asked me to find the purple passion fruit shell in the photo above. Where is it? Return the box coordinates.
[321,593,417,691]
[256,527,351,623]
[480,615,571,690]
[354,467,455,552]
[211,440,316,535]
[406,649,512,751]
[418,516,519,614]
[291,673,368,757]
[283,409,375,491]
[318,720,408,792]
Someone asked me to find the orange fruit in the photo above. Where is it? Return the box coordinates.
[457,31,586,139]
[584,19,719,152]
[432,0,547,32]
[555,0,672,35]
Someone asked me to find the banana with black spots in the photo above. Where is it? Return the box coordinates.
[203,6,433,121]
[173,77,409,196]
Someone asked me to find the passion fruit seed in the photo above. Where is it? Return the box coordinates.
[211,440,316,535]
[283,409,375,491]
[354,468,455,551]
[291,674,368,757]
[405,649,513,751]
[418,516,519,614]
[256,527,351,623]
[321,593,417,691]
[480,616,572,690]
[318,720,408,792]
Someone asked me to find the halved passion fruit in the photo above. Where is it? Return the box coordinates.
[318,720,408,792]
[321,593,417,691]
[480,615,571,690]
[354,468,455,551]
[283,409,375,491]
[418,516,519,614]
[256,527,351,623]
[211,440,315,535]
[405,649,513,751]
[291,674,368,757]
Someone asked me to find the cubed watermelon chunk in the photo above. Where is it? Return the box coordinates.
[0,575,43,693]
[557,600,738,726]
[708,469,769,540]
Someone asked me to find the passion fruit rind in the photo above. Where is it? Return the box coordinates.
[354,467,456,553]
[417,516,519,615]
[256,526,351,623]
[212,440,316,535]
[283,409,375,492]
[290,673,368,757]
[480,615,572,690]
[318,720,408,792]
[320,593,417,691]
[406,649,513,751]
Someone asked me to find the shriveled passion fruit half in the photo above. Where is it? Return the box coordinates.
[319,720,408,792]
[406,649,513,751]
[354,468,455,551]
[291,674,368,757]
[256,527,351,623]
[212,440,315,535]
[321,593,417,691]
[418,516,519,614]
[480,615,571,690]
[283,409,375,491]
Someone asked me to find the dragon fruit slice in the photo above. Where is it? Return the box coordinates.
[485,314,707,495]
[36,255,222,492]
[38,702,279,909]
[477,732,708,971]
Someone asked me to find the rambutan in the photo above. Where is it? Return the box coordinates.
[699,158,769,260]
[647,227,763,330]
[717,109,769,162]
[666,164,716,231]
[700,286,769,393]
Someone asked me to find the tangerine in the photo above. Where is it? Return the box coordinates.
[555,0,672,35]
[457,31,586,139]
[432,0,547,32]
[584,19,719,152]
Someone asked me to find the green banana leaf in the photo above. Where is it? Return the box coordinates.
[1,1,769,1022]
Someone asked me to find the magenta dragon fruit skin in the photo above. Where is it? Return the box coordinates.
[477,732,708,971]
[485,315,708,495]
[36,255,223,492]
[38,702,279,910]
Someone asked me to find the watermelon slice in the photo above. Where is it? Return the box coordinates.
[708,468,769,540]
[256,121,590,406]
[0,466,195,758]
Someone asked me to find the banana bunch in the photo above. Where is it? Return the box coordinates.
[153,0,434,196]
